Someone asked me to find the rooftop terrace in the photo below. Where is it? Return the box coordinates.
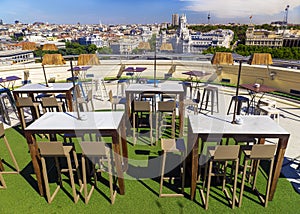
[0,58,299,212]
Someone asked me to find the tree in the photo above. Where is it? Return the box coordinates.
[148,34,157,51]
[205,45,300,60]
[85,44,98,53]
[97,46,112,54]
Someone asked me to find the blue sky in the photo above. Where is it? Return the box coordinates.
[0,0,299,25]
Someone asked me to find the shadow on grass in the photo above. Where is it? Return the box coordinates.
[281,157,300,194]
[0,159,18,172]
[128,153,190,198]
[19,158,88,203]
[12,125,24,136]
[20,161,40,195]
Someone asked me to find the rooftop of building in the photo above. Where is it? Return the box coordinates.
[0,58,299,212]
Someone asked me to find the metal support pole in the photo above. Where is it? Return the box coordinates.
[154,36,157,87]
[232,60,242,124]
[70,60,81,120]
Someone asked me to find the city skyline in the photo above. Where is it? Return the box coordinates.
[0,0,300,25]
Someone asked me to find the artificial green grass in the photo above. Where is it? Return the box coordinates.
[0,126,299,214]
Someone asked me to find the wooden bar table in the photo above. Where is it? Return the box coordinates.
[187,114,289,201]
[13,83,74,111]
[125,82,185,136]
[24,111,127,196]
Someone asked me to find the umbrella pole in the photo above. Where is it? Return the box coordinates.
[42,65,49,87]
[154,36,157,87]
[232,60,242,124]
[70,60,81,120]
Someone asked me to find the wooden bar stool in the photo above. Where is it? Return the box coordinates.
[37,142,83,203]
[200,145,240,210]
[76,90,95,112]
[0,122,19,190]
[133,101,153,145]
[239,144,277,207]
[41,97,64,113]
[183,90,200,115]
[156,101,176,143]
[94,77,108,101]
[159,138,185,197]
[108,90,126,111]
[140,92,157,111]
[198,136,224,182]
[161,93,177,102]
[80,142,117,204]
[15,97,40,129]
[199,86,219,115]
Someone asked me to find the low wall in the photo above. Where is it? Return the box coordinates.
[0,60,299,95]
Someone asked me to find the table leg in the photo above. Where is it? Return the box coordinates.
[112,130,125,195]
[120,116,128,172]
[179,93,184,137]
[65,91,73,111]
[24,131,44,196]
[125,91,133,136]
[189,84,193,99]
[0,158,4,171]
[269,136,289,200]
[125,92,131,119]
[187,122,199,200]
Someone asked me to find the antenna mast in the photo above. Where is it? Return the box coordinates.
[282,5,289,35]
[207,12,211,25]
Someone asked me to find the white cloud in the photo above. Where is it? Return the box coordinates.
[181,0,300,18]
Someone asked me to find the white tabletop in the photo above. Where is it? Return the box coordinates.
[188,115,289,135]
[125,83,184,93]
[25,112,124,131]
[14,83,74,92]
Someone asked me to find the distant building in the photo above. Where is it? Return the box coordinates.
[172,14,179,26]
[178,14,189,40]
[246,24,300,48]
[171,14,234,54]
[282,29,300,47]
[283,37,300,47]
[78,34,103,47]
[188,29,234,53]
[245,24,283,47]
[110,38,139,54]
[0,50,35,65]
[140,26,152,41]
